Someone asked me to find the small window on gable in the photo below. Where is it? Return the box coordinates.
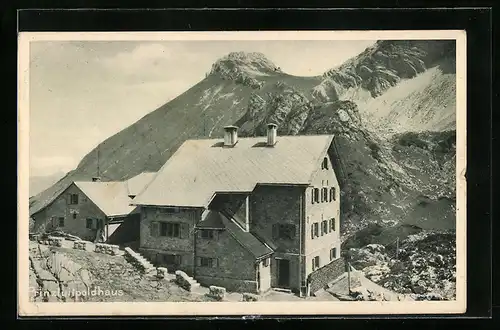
[58,217,65,227]
[321,157,329,170]
[69,194,79,205]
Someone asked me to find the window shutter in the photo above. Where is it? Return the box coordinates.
[311,190,314,204]
[215,258,219,268]
[214,230,219,241]
[150,221,159,237]
[310,224,314,239]
[196,257,201,267]
[333,218,336,231]
[180,223,189,239]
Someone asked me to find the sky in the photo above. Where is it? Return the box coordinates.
[29,39,376,178]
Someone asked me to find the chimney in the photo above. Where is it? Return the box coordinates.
[91,177,101,182]
[223,125,238,147]
[266,123,278,146]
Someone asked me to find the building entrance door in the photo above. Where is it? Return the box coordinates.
[277,259,290,288]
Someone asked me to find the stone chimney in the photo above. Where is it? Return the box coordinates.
[266,123,278,146]
[223,125,238,147]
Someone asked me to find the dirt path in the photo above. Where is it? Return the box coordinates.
[326,270,414,301]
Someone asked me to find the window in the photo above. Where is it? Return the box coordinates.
[331,218,336,232]
[311,222,319,239]
[58,217,64,227]
[321,220,328,235]
[72,212,77,219]
[273,224,296,240]
[313,188,320,203]
[330,187,336,202]
[312,256,320,271]
[163,254,182,265]
[69,194,79,205]
[330,248,337,260]
[263,258,270,267]
[321,157,329,170]
[197,257,218,268]
[160,222,181,238]
[86,218,93,229]
[199,229,215,239]
[321,187,328,202]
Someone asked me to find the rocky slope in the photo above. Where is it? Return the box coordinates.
[347,231,456,300]
[30,41,457,240]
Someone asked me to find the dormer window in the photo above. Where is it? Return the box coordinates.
[321,157,329,170]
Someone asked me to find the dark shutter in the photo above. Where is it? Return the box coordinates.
[180,223,189,239]
[311,189,314,204]
[150,221,159,237]
[310,224,314,239]
[333,218,336,231]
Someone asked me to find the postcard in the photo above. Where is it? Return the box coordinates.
[18,30,466,316]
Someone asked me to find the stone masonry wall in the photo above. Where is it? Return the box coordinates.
[309,257,346,294]
[250,185,304,254]
[195,228,256,282]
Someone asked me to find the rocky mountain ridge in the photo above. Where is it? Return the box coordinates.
[30,41,457,239]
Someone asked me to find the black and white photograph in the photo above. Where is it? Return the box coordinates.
[18,30,467,316]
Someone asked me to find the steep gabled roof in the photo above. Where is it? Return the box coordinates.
[196,209,226,229]
[125,171,157,197]
[73,181,135,217]
[218,212,273,259]
[132,134,334,207]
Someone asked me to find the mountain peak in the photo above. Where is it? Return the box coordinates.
[210,51,282,82]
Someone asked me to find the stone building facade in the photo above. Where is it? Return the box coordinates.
[133,125,342,296]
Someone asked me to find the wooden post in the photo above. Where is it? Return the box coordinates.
[347,262,351,294]
[396,237,400,259]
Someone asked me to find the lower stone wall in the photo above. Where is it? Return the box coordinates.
[139,247,194,275]
[309,257,346,294]
[195,275,258,293]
